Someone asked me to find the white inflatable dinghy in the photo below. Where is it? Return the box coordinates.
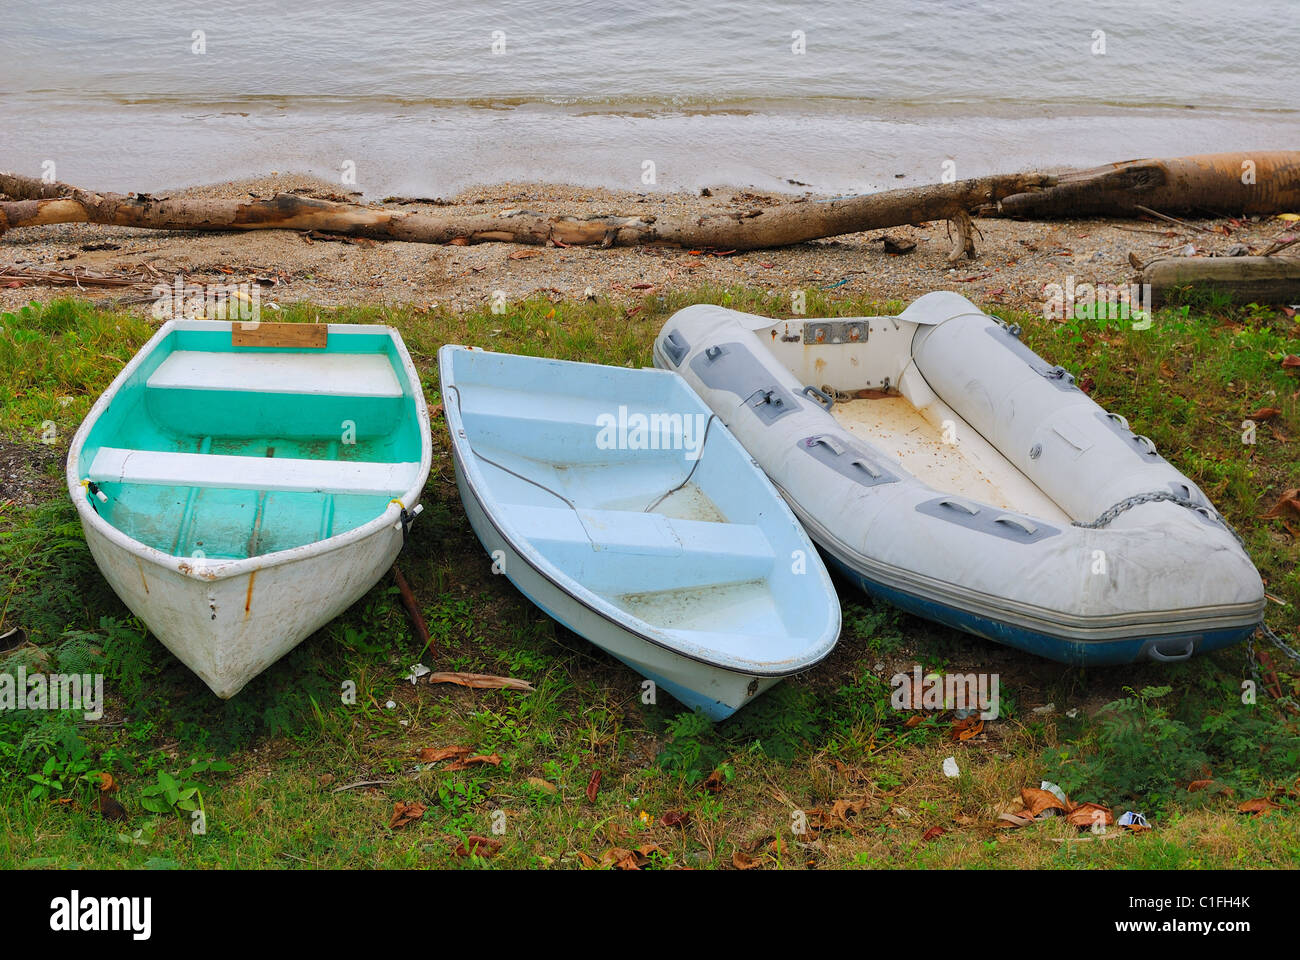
[654,292,1265,665]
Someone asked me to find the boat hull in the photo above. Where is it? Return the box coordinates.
[81,515,403,697]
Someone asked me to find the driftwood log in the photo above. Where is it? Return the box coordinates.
[1140,255,1300,306]
[0,171,1052,262]
[990,151,1300,219]
[3,151,1298,258]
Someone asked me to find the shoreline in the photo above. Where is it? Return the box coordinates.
[2,173,1294,316]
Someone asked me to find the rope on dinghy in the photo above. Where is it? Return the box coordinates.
[643,414,718,514]
[444,382,578,512]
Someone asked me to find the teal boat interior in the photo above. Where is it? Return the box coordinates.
[75,324,425,561]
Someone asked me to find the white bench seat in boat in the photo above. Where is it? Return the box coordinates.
[502,504,774,561]
[148,351,403,398]
[88,447,421,496]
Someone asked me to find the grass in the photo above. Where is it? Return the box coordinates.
[0,286,1297,869]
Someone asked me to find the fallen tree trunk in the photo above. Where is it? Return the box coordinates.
[4,150,1298,255]
[0,171,1051,260]
[990,151,1300,219]
[1141,255,1300,306]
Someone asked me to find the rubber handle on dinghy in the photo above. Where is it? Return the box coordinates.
[1146,639,1196,662]
[802,384,835,411]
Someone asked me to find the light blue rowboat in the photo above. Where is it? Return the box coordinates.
[439,346,841,720]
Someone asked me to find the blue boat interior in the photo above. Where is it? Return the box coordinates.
[445,347,838,670]
[76,326,424,560]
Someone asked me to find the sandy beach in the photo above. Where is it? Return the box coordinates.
[3,173,1291,317]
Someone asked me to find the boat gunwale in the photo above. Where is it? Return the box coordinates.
[438,344,841,679]
[66,318,433,582]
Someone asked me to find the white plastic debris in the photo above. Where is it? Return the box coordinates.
[1065,708,1080,719]
[385,700,396,709]
[405,663,431,684]
[1031,702,1056,715]
[1118,811,1149,828]
[942,756,960,778]
[1040,781,1068,808]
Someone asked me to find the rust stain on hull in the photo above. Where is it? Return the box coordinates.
[244,570,257,619]
[136,558,149,594]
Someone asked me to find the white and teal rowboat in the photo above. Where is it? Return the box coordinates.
[67,319,432,697]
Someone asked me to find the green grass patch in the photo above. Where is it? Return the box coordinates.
[0,288,1297,869]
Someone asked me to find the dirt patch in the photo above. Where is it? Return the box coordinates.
[0,438,66,506]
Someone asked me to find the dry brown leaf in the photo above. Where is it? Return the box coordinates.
[1187,779,1214,792]
[586,769,602,803]
[732,849,764,870]
[951,716,984,741]
[1018,787,1068,818]
[921,826,947,842]
[829,798,866,826]
[703,769,726,794]
[98,772,117,793]
[508,248,541,260]
[452,834,502,857]
[526,776,557,794]
[1066,802,1114,829]
[417,745,472,764]
[426,671,535,691]
[739,834,776,854]
[661,809,691,828]
[575,851,599,868]
[443,752,502,772]
[389,800,427,829]
[599,846,652,870]
[1237,797,1281,816]
[1262,489,1300,520]
[1282,354,1300,370]
[1246,406,1283,421]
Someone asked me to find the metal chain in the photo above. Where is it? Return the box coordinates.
[1248,633,1300,714]
[1073,490,1242,548]
[1077,490,1299,706]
